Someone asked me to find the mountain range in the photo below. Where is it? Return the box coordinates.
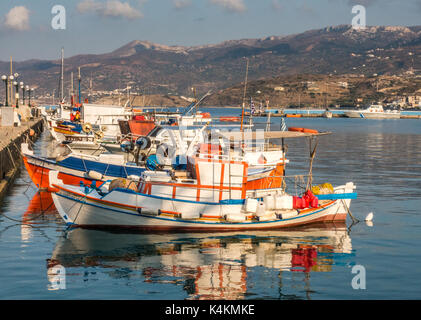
[0,24,420,103]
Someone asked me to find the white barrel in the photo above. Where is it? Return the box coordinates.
[245,198,258,213]
[264,195,275,210]
[256,201,266,217]
[275,195,293,210]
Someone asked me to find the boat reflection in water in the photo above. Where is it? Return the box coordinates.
[47,222,353,299]
[21,191,58,242]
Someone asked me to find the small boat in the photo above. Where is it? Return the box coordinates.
[21,143,146,189]
[219,116,240,122]
[48,130,357,231]
[286,114,302,118]
[61,134,107,157]
[323,110,333,118]
[344,104,400,119]
[22,125,287,190]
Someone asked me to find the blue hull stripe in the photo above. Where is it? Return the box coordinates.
[29,154,145,178]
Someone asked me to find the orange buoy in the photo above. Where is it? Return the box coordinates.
[302,128,318,134]
[288,127,304,132]
[220,116,240,122]
[288,127,319,134]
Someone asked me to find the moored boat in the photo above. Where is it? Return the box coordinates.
[344,103,400,119]
[21,143,146,189]
[48,129,357,231]
[49,171,356,231]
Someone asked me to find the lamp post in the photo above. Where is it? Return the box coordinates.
[13,81,19,107]
[20,82,24,105]
[8,75,14,105]
[25,85,29,105]
[1,75,7,106]
[29,88,34,107]
[13,73,19,106]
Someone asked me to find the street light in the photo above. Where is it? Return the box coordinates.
[8,75,14,104]
[20,82,24,105]
[25,85,29,105]
[13,81,19,107]
[29,88,34,107]
[1,75,8,106]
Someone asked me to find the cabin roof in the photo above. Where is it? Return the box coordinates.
[217,130,331,140]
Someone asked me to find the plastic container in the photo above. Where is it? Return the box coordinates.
[275,195,293,210]
[245,198,258,213]
[256,202,266,217]
[264,195,275,210]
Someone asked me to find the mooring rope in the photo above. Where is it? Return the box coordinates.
[0,191,55,225]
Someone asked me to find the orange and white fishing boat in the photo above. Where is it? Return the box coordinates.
[48,129,357,231]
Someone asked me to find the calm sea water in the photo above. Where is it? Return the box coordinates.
[1,111,421,300]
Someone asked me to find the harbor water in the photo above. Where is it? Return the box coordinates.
[1,111,421,299]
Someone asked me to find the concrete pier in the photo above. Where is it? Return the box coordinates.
[0,118,44,202]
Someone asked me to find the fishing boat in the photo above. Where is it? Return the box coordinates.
[323,110,333,118]
[21,143,146,189]
[344,103,400,119]
[21,125,275,189]
[48,129,357,231]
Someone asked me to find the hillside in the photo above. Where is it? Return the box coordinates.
[0,24,420,103]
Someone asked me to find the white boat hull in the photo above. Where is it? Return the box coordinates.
[51,178,354,231]
[344,111,400,119]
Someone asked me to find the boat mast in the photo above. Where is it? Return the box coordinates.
[78,67,81,104]
[60,47,64,103]
[240,58,249,132]
[70,72,74,106]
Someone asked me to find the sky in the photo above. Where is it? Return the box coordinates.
[0,0,420,61]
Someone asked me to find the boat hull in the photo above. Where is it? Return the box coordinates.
[51,182,351,231]
[22,152,145,189]
[345,111,401,119]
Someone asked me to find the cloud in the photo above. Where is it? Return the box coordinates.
[77,0,143,19]
[209,0,246,13]
[271,0,283,11]
[346,0,378,6]
[173,0,192,10]
[4,6,30,31]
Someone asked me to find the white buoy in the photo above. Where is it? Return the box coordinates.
[365,212,374,221]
